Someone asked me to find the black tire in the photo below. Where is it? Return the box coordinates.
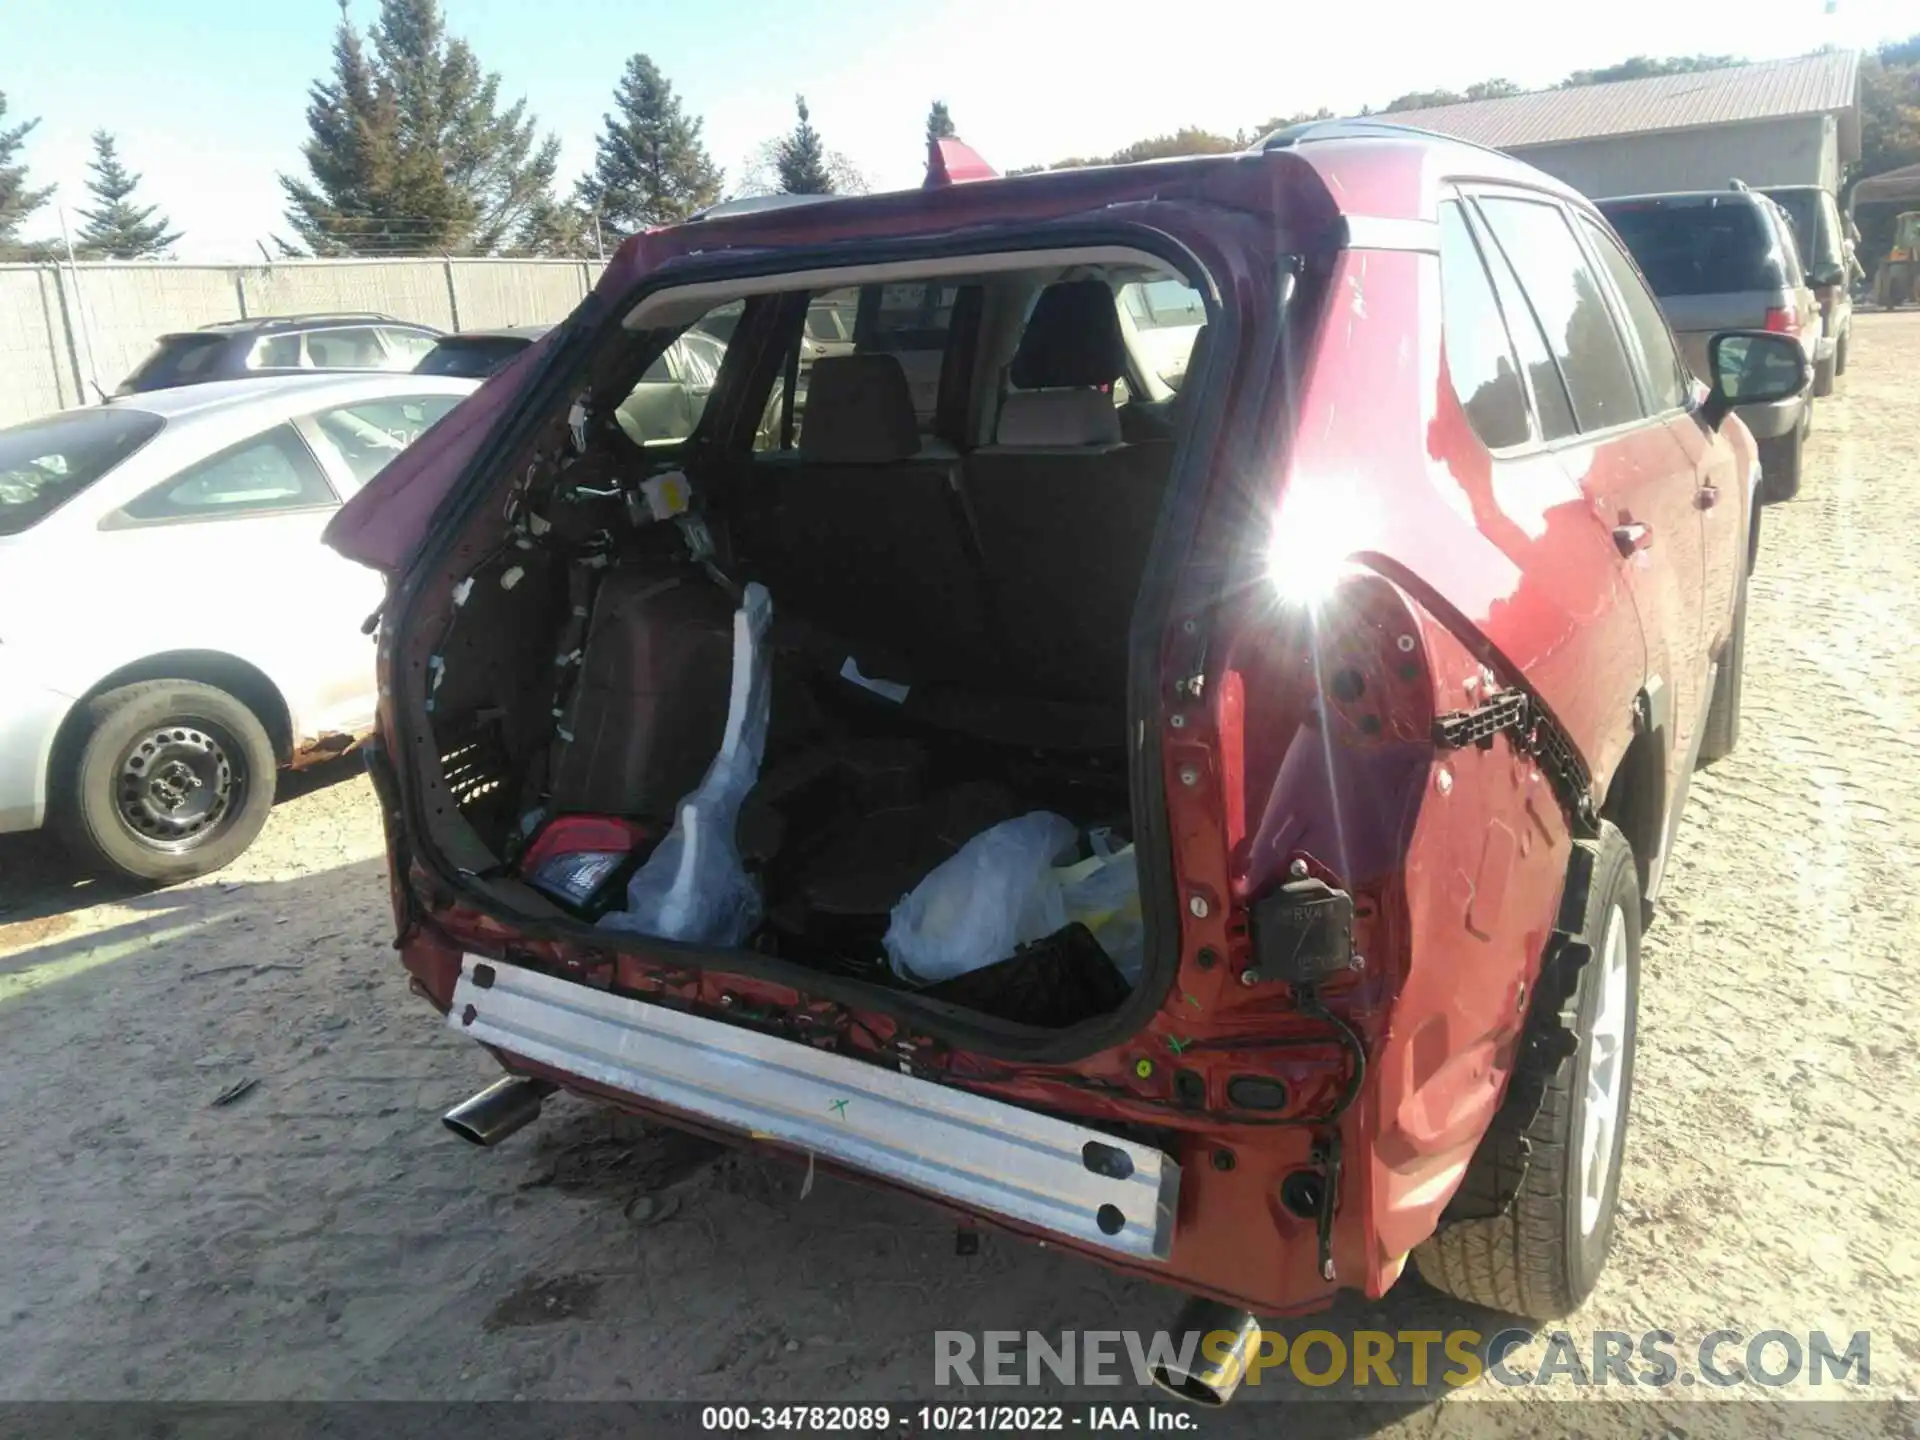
[54,680,278,884]
[1696,563,1747,768]
[1413,821,1641,1321]
[1812,352,1836,399]
[1834,331,1849,376]
[1757,423,1802,504]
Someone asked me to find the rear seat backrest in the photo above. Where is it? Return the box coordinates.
[966,280,1175,704]
[724,353,1001,689]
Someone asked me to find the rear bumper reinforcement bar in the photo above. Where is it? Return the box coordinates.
[448,956,1181,1261]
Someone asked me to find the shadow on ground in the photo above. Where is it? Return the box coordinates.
[1,838,1522,1434]
[0,752,366,936]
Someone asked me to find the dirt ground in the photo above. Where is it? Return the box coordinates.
[4,317,1919,1436]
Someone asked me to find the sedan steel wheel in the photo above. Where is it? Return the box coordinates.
[114,722,243,853]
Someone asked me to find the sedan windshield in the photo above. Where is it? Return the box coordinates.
[0,408,166,536]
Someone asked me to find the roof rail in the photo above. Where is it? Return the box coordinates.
[1256,117,1517,166]
[202,310,400,329]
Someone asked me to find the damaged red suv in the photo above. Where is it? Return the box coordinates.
[326,122,1807,1402]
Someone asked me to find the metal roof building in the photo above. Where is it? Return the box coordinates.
[1381,52,1862,198]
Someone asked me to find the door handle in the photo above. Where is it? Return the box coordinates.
[1612,522,1652,557]
[1695,484,1720,510]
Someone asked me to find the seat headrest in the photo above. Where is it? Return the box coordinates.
[994,389,1123,447]
[1010,280,1125,389]
[798,354,921,463]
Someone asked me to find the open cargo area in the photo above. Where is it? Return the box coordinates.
[411,254,1213,1034]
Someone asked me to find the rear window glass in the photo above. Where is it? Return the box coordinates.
[1598,198,1786,297]
[415,337,530,379]
[119,335,228,393]
[0,408,166,535]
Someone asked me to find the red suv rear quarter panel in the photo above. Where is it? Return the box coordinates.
[1275,141,1653,1282]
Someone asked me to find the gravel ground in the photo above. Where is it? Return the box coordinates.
[3,316,1918,1435]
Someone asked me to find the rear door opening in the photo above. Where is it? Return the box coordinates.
[389,235,1243,1046]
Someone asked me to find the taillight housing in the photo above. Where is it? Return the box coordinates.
[1212,567,1436,898]
[1763,306,1798,335]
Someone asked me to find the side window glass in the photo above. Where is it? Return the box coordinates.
[306,327,386,369]
[617,302,738,449]
[1773,209,1806,284]
[1437,202,1532,450]
[1478,197,1647,435]
[856,282,957,425]
[805,289,859,353]
[247,334,303,370]
[1579,216,1691,414]
[122,425,334,521]
[1471,215,1578,442]
[308,395,462,493]
[1116,277,1205,393]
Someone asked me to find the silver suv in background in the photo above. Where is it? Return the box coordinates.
[1598,188,1820,502]
[115,314,444,396]
[1759,183,1856,397]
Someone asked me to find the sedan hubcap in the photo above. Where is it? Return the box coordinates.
[1577,904,1631,1237]
[117,724,238,851]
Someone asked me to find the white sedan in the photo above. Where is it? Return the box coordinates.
[0,372,478,882]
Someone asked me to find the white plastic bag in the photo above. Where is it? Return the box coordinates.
[884,812,1077,985]
[1057,844,1144,986]
[600,582,773,945]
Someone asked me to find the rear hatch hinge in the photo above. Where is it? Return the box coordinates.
[1432,690,1597,835]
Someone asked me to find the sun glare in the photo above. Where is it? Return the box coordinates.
[1265,481,1374,608]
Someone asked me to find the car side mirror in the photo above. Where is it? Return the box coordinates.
[1811,263,1846,287]
[1701,331,1811,430]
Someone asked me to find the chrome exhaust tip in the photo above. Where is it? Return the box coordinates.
[1150,1298,1265,1406]
[442,1076,555,1147]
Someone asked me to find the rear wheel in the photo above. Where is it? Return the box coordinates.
[1414,822,1641,1320]
[54,681,278,884]
[1834,330,1850,376]
[1757,420,1803,504]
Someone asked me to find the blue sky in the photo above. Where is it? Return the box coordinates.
[5,0,1911,261]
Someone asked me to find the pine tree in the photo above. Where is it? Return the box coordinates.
[926,100,955,146]
[578,54,721,237]
[775,96,834,195]
[512,195,597,258]
[280,0,562,255]
[74,132,180,258]
[0,90,54,258]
